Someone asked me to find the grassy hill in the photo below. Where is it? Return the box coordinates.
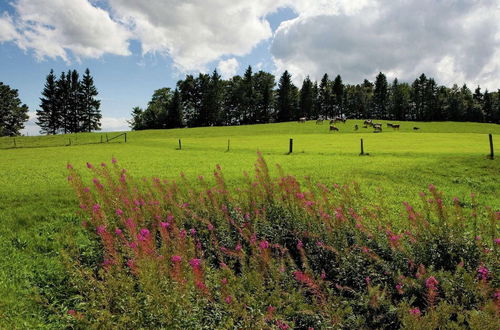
[0,119,498,327]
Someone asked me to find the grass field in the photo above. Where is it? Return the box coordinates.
[0,119,499,327]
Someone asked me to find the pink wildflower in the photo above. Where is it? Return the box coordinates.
[428,184,436,192]
[86,162,93,169]
[189,258,201,268]
[160,222,170,229]
[92,204,100,213]
[167,214,175,221]
[477,265,489,281]
[179,229,187,238]
[296,192,305,199]
[425,276,439,290]
[235,243,242,251]
[225,296,232,304]
[171,255,182,263]
[297,240,304,249]
[66,163,73,169]
[409,307,421,316]
[115,209,123,216]
[259,240,270,249]
[111,157,117,164]
[221,278,228,285]
[190,228,197,236]
[495,238,500,245]
[100,162,106,167]
[115,228,122,235]
[321,270,326,280]
[96,225,106,234]
[207,223,214,231]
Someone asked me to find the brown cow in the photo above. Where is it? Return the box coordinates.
[298,117,307,123]
[413,127,420,130]
[329,125,339,131]
[364,119,373,126]
[392,124,400,130]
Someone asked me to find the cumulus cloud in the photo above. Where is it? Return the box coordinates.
[2,0,131,61]
[107,0,283,71]
[0,12,19,42]
[100,116,130,132]
[272,0,500,89]
[217,58,239,79]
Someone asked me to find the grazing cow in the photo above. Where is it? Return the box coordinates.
[373,126,382,132]
[316,118,324,124]
[329,119,335,124]
[354,124,359,130]
[373,123,382,129]
[298,117,307,123]
[392,124,400,130]
[329,125,339,132]
[364,119,373,126]
[413,127,420,130]
[387,123,393,127]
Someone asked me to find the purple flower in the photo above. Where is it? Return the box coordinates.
[190,228,197,236]
[100,162,106,167]
[96,225,106,234]
[495,238,500,245]
[189,258,201,268]
[259,240,270,249]
[116,209,123,216]
[160,222,170,229]
[92,204,100,213]
[86,162,93,169]
[111,157,117,164]
[207,223,214,231]
[66,163,73,169]
[171,255,182,263]
[297,240,304,249]
[225,296,232,304]
[478,265,489,280]
[115,228,122,235]
[409,307,421,316]
[425,276,439,290]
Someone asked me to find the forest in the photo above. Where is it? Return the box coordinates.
[129,67,500,130]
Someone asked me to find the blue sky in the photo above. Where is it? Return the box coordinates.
[1,1,499,135]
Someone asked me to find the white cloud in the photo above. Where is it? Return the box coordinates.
[107,0,284,71]
[217,58,239,79]
[100,116,130,132]
[3,0,131,61]
[271,0,500,89]
[0,12,19,42]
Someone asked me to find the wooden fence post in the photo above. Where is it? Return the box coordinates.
[124,133,127,143]
[289,138,293,154]
[100,135,103,143]
[227,139,230,152]
[178,139,182,150]
[106,134,109,143]
[360,138,364,155]
[489,134,494,160]
[69,138,71,146]
[13,138,16,148]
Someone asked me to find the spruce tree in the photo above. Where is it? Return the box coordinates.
[372,72,388,119]
[332,74,344,117]
[299,76,314,118]
[241,66,254,124]
[318,74,331,118]
[55,72,69,133]
[483,90,493,123]
[276,71,298,122]
[67,70,80,132]
[253,71,275,123]
[36,69,59,134]
[165,89,183,128]
[80,69,102,132]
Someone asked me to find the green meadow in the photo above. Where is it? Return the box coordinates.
[0,120,499,327]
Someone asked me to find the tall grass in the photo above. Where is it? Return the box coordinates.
[64,154,499,328]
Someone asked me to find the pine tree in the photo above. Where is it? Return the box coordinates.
[318,74,331,118]
[206,69,223,126]
[483,90,493,123]
[165,89,183,128]
[332,74,344,117]
[55,72,69,133]
[66,70,81,132]
[372,72,388,119]
[276,71,298,122]
[36,69,59,134]
[241,66,254,124]
[80,69,102,132]
[253,71,275,123]
[128,106,145,130]
[299,76,314,118]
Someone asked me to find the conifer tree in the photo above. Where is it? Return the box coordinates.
[166,89,183,128]
[80,69,101,132]
[299,76,314,118]
[276,71,298,122]
[318,74,331,118]
[372,72,388,119]
[36,69,59,134]
[55,72,69,133]
[0,82,29,136]
[332,74,344,117]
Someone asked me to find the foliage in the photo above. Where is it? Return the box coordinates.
[36,68,101,134]
[61,155,499,328]
[0,82,29,137]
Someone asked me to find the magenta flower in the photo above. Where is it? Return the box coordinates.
[160,222,170,229]
[297,240,304,249]
[86,162,93,169]
[207,223,214,231]
[96,225,106,234]
[221,277,228,285]
[428,184,436,192]
[111,157,117,164]
[115,228,122,235]
[179,229,187,238]
[67,175,72,181]
[167,214,175,221]
[259,240,270,249]
[190,228,197,236]
[409,307,421,316]
[66,163,73,169]
[189,258,201,268]
[425,276,439,290]
[225,296,232,304]
[321,270,326,280]
[83,187,90,193]
[67,309,76,316]
[495,238,500,245]
[478,265,489,280]
[128,242,137,249]
[116,209,123,216]
[100,162,106,167]
[235,243,242,251]
[171,255,182,263]
[92,204,100,213]
[296,192,305,199]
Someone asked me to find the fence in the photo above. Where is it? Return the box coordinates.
[0,132,127,150]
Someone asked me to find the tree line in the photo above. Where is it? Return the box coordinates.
[36,69,101,134]
[129,67,500,130]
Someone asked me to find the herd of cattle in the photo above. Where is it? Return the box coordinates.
[297,117,421,132]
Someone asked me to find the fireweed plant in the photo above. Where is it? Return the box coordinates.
[65,154,499,328]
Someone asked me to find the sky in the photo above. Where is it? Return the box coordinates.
[0,0,499,135]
